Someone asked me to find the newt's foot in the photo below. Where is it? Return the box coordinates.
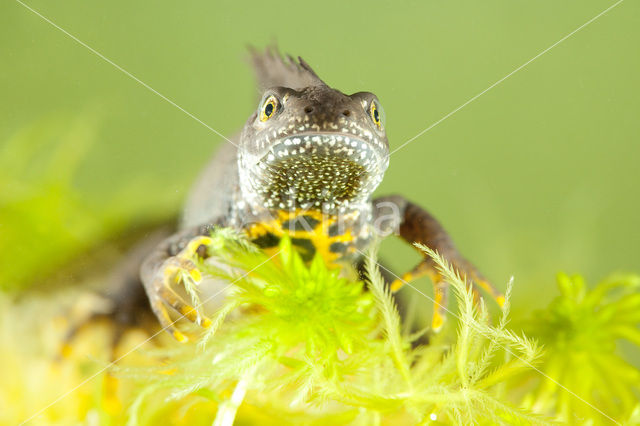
[60,291,147,360]
[391,259,504,333]
[146,236,214,342]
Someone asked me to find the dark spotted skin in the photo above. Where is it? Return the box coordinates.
[132,48,504,341]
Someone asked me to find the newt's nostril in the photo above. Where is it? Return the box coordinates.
[342,110,351,117]
[304,106,313,114]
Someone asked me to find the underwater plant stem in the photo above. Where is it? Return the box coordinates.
[212,373,251,426]
[457,318,471,388]
[392,344,413,388]
[363,250,413,388]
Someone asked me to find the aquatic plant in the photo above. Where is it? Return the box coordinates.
[121,230,546,425]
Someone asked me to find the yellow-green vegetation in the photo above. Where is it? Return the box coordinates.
[1,230,639,425]
[113,230,638,425]
[522,273,640,423]
[117,231,541,425]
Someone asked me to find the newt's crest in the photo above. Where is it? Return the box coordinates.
[249,47,326,90]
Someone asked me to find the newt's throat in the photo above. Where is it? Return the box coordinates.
[259,155,366,208]
[243,133,383,212]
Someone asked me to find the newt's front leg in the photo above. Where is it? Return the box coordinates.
[373,195,504,331]
[140,224,220,342]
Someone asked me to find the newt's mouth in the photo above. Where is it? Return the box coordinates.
[246,133,386,211]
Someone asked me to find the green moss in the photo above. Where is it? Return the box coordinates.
[1,228,638,424]
[123,231,549,425]
[520,273,640,424]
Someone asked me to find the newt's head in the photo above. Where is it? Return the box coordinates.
[239,50,389,214]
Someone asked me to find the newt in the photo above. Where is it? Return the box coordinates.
[137,48,504,341]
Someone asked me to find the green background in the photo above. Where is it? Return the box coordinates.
[1,0,638,311]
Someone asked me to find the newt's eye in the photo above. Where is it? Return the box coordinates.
[260,95,279,122]
[369,101,383,129]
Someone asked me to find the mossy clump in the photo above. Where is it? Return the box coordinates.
[521,273,640,424]
[3,229,639,424]
[122,230,546,425]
